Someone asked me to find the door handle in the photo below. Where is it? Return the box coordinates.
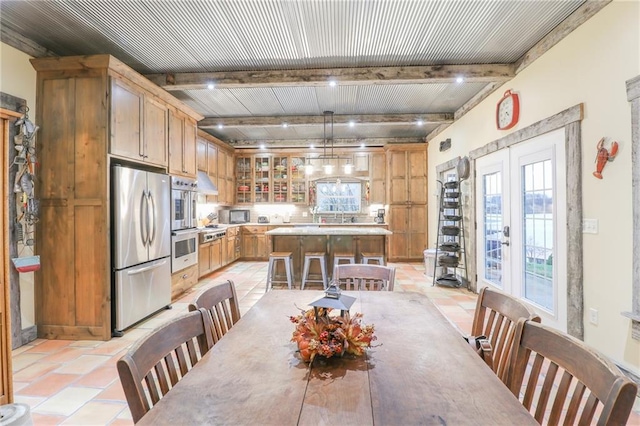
[148,191,156,244]
[140,193,148,246]
[501,240,510,246]
[127,259,167,275]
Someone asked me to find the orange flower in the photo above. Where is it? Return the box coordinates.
[290,308,375,362]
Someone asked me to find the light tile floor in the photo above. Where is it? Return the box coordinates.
[10,261,640,425]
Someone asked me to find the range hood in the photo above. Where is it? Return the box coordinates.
[197,171,218,195]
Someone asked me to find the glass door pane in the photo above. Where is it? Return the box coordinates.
[483,171,504,288]
[521,159,554,310]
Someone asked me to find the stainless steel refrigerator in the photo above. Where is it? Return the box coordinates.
[112,164,171,335]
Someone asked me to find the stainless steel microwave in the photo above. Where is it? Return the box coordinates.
[220,209,250,224]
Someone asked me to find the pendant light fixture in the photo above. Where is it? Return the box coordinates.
[323,111,334,174]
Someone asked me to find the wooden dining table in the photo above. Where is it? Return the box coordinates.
[137,290,536,425]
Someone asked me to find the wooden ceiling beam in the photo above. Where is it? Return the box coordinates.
[0,27,57,58]
[146,64,515,91]
[199,113,453,128]
[225,137,422,149]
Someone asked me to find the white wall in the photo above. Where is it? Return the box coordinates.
[0,42,37,328]
[428,1,640,374]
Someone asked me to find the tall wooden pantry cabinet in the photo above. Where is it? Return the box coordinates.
[31,55,202,340]
[386,144,428,261]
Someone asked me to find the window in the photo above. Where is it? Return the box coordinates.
[316,181,361,212]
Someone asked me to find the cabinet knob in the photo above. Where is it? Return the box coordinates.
[182,274,188,279]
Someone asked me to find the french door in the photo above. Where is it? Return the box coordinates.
[475,129,567,331]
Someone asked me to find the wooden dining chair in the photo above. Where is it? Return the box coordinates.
[188,279,241,344]
[333,264,396,291]
[470,286,541,380]
[505,319,638,425]
[117,309,215,423]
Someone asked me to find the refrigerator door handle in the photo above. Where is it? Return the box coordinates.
[140,191,148,246]
[148,191,156,245]
[126,259,168,275]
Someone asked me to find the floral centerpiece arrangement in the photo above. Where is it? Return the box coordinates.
[290,307,376,363]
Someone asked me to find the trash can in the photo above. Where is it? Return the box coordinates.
[424,249,437,282]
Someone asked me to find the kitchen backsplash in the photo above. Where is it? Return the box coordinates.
[197,202,382,225]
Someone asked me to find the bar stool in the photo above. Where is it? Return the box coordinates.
[266,252,294,291]
[361,252,385,265]
[333,253,356,279]
[301,252,328,290]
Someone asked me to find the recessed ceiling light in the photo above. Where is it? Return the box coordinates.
[328,79,337,87]
[207,83,215,90]
[349,121,355,128]
[417,120,424,126]
[217,124,224,129]
[282,123,288,128]
[455,76,464,84]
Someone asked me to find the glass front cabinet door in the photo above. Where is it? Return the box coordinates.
[236,157,252,203]
[254,156,270,203]
[273,156,288,203]
[290,156,307,204]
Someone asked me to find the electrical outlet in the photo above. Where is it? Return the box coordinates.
[583,219,598,234]
[589,308,599,325]
[302,212,308,217]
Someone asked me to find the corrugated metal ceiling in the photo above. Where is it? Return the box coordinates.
[0,0,587,148]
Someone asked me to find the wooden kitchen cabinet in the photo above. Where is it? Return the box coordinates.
[388,145,427,204]
[198,242,213,277]
[111,78,168,167]
[226,232,236,263]
[386,144,428,261]
[168,108,197,178]
[388,204,427,261]
[197,139,207,171]
[225,152,235,205]
[369,153,386,204]
[217,147,227,203]
[196,131,235,204]
[172,264,199,300]
[221,236,228,266]
[227,226,241,261]
[31,54,202,340]
[241,226,270,260]
[199,239,223,279]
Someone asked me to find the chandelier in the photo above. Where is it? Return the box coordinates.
[305,111,352,175]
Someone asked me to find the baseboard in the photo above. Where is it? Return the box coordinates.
[20,325,37,345]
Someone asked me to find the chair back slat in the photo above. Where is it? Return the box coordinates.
[154,362,171,396]
[144,372,162,405]
[173,345,189,376]
[343,277,359,291]
[505,320,638,426]
[117,309,215,423]
[470,287,541,381]
[523,353,545,410]
[162,354,178,386]
[189,280,241,344]
[333,264,396,291]
[565,382,586,424]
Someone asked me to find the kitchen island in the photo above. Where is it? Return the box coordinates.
[265,227,392,285]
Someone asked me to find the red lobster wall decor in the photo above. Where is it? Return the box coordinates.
[593,137,618,179]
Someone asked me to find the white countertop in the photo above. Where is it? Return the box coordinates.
[265,227,392,236]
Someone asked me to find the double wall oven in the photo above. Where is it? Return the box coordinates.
[171,176,199,273]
